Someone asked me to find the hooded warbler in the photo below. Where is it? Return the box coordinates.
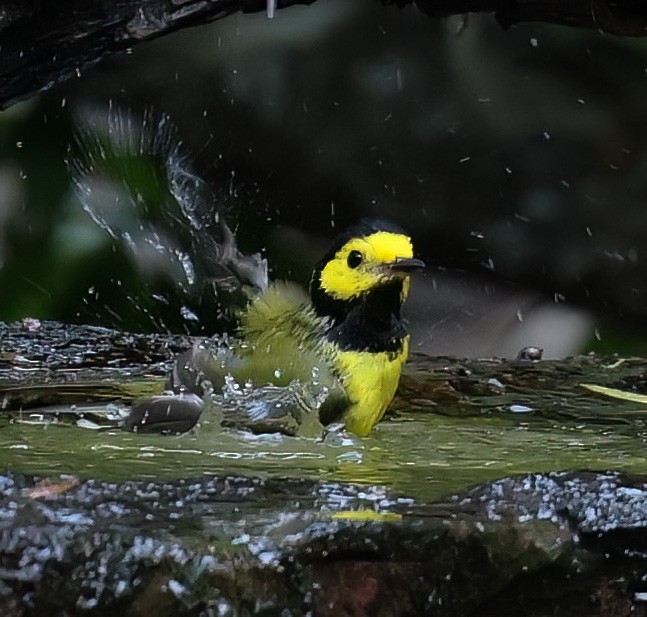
[130,218,424,437]
[307,218,425,435]
[67,109,423,436]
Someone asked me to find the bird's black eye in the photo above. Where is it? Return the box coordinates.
[347,250,363,269]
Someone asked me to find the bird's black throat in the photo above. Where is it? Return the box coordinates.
[320,279,408,354]
[310,271,355,325]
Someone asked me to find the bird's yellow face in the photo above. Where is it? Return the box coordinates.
[318,231,420,302]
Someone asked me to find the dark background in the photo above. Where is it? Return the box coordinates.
[1,0,647,356]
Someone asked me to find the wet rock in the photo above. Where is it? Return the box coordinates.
[5,320,647,432]
[0,470,644,616]
[0,320,191,379]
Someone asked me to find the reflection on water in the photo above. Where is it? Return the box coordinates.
[1,406,645,502]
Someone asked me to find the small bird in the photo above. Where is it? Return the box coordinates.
[66,109,423,436]
[306,218,425,435]
[130,218,424,436]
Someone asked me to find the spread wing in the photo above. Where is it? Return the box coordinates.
[68,106,268,330]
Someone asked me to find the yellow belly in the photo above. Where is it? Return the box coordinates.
[334,337,409,436]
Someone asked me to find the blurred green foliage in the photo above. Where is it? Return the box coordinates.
[2,3,647,353]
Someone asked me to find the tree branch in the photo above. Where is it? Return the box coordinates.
[0,0,645,110]
[0,0,315,110]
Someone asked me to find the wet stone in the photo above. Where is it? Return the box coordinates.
[0,470,643,616]
[2,322,647,614]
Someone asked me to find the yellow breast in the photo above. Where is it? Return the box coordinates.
[333,336,409,436]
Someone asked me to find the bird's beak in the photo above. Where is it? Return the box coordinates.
[388,257,426,273]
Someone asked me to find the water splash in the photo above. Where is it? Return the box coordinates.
[67,104,268,328]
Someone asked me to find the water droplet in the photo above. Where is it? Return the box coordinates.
[509,404,533,414]
[180,306,199,321]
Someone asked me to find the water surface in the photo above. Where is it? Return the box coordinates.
[1,403,644,503]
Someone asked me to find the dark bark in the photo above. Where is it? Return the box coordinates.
[0,0,646,110]
[0,0,315,110]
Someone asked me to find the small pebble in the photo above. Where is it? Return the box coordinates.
[516,346,543,363]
